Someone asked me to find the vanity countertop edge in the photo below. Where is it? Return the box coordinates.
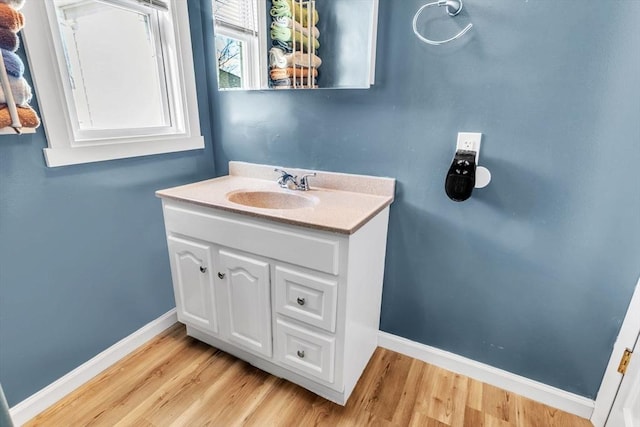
[156,162,395,235]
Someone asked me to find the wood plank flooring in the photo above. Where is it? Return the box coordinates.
[26,324,593,426]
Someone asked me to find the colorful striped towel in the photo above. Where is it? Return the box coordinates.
[0,104,40,128]
[270,0,292,19]
[269,47,322,69]
[271,0,318,27]
[270,67,318,80]
[289,0,318,27]
[272,16,319,39]
[0,27,18,51]
[271,24,319,52]
[1,48,23,77]
[0,76,31,106]
[0,3,24,31]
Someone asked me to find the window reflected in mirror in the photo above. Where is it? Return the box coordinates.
[213,0,265,90]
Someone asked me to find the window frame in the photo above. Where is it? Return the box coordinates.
[212,0,267,90]
[53,0,175,140]
[21,0,204,167]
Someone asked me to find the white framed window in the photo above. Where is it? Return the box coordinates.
[21,0,204,167]
[213,0,267,90]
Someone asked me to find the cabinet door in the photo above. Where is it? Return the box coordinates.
[218,249,272,357]
[167,236,218,334]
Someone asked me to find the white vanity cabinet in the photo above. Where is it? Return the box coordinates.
[160,198,390,405]
[157,162,394,405]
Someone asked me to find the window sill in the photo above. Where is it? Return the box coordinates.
[43,135,205,167]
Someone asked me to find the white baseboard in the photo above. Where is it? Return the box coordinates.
[7,316,595,425]
[378,331,595,419]
[9,309,178,426]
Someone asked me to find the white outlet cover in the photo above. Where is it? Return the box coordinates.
[456,132,482,162]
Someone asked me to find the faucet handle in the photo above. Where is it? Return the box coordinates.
[274,168,292,178]
[299,173,316,191]
[274,168,293,181]
[274,168,298,189]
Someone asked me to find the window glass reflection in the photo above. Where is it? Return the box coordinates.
[54,0,170,131]
[216,34,244,89]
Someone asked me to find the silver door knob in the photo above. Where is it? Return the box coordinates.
[297,350,305,358]
[296,297,305,306]
[217,272,225,279]
[199,266,207,273]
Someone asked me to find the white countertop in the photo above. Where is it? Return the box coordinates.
[156,162,395,234]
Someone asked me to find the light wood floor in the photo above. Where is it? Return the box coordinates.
[26,324,593,427]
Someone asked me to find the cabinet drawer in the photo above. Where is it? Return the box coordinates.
[275,318,336,385]
[275,266,337,332]
[163,202,340,275]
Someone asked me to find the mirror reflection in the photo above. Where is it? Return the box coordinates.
[212,0,378,90]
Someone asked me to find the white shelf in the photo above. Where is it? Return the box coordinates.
[0,127,37,135]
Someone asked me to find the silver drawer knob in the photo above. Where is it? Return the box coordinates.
[297,350,305,358]
[296,297,305,306]
[217,272,225,279]
[199,266,207,273]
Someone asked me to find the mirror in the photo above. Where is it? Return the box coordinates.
[212,0,378,90]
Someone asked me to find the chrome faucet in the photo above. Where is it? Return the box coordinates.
[274,168,316,191]
[298,173,316,191]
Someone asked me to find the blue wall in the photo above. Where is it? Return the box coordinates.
[202,0,640,398]
[0,3,215,406]
[1,0,639,408]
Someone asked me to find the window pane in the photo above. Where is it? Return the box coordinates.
[213,0,258,33]
[216,34,244,89]
[54,0,170,131]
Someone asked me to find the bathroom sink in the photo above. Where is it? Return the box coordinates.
[226,190,317,209]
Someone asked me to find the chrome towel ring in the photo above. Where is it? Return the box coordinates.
[412,0,473,46]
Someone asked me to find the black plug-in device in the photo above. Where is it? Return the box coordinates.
[445,149,476,202]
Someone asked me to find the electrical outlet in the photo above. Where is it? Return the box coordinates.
[456,132,482,153]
